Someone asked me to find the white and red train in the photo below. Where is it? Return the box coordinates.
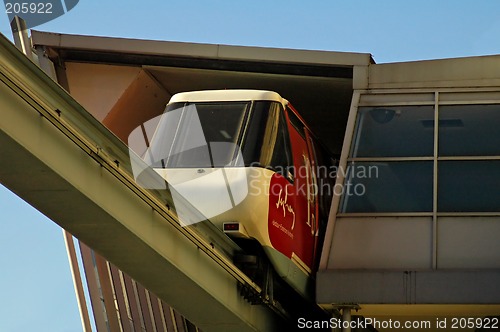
[142,90,335,301]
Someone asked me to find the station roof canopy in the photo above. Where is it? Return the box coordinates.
[31,30,374,154]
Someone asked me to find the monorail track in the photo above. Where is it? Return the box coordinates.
[0,32,288,331]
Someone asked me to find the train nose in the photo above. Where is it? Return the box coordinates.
[155,167,249,226]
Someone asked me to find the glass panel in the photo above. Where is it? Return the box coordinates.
[269,112,294,176]
[241,102,293,177]
[438,161,500,212]
[147,102,247,168]
[439,104,500,156]
[351,106,434,157]
[342,161,433,213]
[240,101,274,166]
[287,107,306,139]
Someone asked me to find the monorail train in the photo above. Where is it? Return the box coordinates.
[139,90,336,302]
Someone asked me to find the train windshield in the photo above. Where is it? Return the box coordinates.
[147,102,248,168]
[146,100,291,171]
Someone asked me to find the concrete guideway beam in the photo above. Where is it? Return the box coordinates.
[0,33,284,332]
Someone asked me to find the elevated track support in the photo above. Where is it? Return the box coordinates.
[0,33,286,332]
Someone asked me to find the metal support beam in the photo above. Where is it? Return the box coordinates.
[341,308,351,332]
[63,232,93,332]
[10,16,32,58]
[33,41,95,332]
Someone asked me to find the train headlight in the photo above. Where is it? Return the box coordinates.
[223,222,250,239]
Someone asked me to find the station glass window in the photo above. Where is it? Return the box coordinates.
[437,104,500,212]
[351,106,434,157]
[342,99,500,214]
[343,161,433,213]
[439,104,500,156]
[342,105,434,213]
[438,160,500,212]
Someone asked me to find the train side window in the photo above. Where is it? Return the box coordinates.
[270,108,294,182]
[242,102,294,181]
[241,101,270,166]
[287,106,306,139]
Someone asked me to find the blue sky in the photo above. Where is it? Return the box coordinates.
[1,1,500,331]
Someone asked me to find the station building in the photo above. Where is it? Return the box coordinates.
[318,55,500,322]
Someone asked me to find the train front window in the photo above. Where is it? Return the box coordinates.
[241,101,294,179]
[148,102,248,168]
